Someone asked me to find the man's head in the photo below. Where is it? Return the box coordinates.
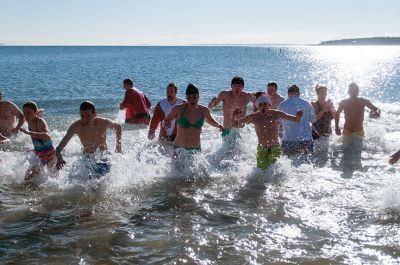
[287,85,300,98]
[255,95,272,113]
[231,76,244,94]
[22,101,39,121]
[267,82,278,96]
[123,79,133,90]
[315,85,328,100]
[79,101,96,125]
[348,83,359,98]
[186,83,199,106]
[166,82,178,102]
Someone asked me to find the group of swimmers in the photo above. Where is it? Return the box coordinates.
[0,76,399,182]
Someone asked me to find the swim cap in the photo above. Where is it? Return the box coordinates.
[186,83,199,95]
[255,95,271,106]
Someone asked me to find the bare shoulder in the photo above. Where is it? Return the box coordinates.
[199,104,211,114]
[96,117,114,125]
[219,90,230,98]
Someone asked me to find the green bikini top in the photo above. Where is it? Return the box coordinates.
[177,106,205,129]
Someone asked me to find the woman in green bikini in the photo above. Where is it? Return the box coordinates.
[164,83,224,153]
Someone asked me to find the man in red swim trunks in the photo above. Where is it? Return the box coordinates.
[120,79,151,125]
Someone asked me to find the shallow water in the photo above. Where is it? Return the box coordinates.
[1,46,400,264]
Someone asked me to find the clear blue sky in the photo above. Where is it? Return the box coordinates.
[1,0,399,45]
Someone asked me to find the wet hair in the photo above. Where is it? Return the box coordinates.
[167,82,178,92]
[123,79,133,87]
[253,91,266,99]
[349,83,359,91]
[315,85,328,93]
[80,101,96,113]
[267,81,278,89]
[23,101,38,112]
[231,76,244,86]
[186,83,199,95]
[287,84,300,94]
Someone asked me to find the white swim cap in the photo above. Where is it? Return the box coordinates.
[255,95,271,106]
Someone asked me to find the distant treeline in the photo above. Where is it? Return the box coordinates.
[320,37,400,46]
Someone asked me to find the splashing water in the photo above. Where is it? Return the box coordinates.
[1,46,400,264]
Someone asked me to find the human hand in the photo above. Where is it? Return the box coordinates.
[295,110,303,122]
[233,108,243,116]
[148,132,155,140]
[218,124,224,132]
[369,109,381,119]
[56,156,66,170]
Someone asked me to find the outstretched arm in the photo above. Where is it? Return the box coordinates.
[19,119,51,140]
[364,99,380,118]
[164,105,180,128]
[208,92,224,109]
[335,101,344,135]
[107,119,122,153]
[204,108,224,131]
[276,110,302,122]
[232,112,253,128]
[55,123,77,170]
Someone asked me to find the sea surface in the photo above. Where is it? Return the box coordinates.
[1,46,400,264]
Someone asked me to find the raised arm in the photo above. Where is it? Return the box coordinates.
[232,109,254,128]
[208,91,224,109]
[55,123,77,170]
[335,101,345,135]
[204,107,224,131]
[106,119,122,153]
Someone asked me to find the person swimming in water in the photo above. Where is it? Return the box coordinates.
[232,95,302,170]
[164,83,224,154]
[335,83,380,137]
[55,101,122,178]
[18,101,57,182]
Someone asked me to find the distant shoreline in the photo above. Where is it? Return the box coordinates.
[319,37,400,46]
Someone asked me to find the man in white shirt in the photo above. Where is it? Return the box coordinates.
[148,83,185,142]
[278,85,317,156]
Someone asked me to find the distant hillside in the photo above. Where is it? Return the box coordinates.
[320,37,400,46]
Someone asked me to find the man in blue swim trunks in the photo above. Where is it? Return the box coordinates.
[55,101,122,177]
[278,85,317,156]
[208,76,255,141]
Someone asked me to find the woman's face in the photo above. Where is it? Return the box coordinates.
[317,89,327,101]
[186,94,199,105]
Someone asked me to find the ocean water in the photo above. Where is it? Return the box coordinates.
[1,46,400,264]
